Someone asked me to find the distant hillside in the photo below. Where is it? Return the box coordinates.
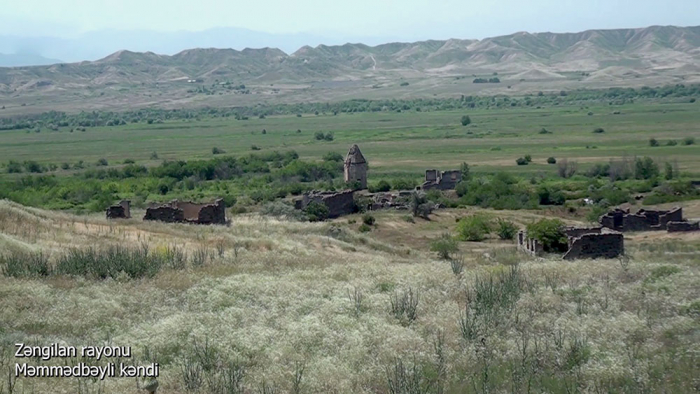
[1,25,699,114]
[0,53,63,67]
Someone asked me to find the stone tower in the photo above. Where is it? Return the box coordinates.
[344,144,368,189]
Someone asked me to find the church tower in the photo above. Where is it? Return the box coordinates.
[344,144,368,189]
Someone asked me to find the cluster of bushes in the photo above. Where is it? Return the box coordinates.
[454,215,518,242]
[314,131,334,141]
[455,173,538,210]
[650,137,695,147]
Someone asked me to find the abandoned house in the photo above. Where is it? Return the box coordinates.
[518,226,624,260]
[106,200,131,219]
[599,207,693,232]
[418,170,462,191]
[294,190,355,218]
[344,144,368,189]
[143,199,226,225]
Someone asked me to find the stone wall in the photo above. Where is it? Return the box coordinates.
[600,207,683,232]
[296,190,356,218]
[562,231,624,260]
[667,221,700,232]
[519,227,624,260]
[106,200,131,219]
[143,199,225,224]
[419,169,462,191]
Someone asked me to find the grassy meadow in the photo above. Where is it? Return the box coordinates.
[1,101,699,177]
[1,201,699,393]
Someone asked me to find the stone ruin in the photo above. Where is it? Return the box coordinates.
[599,207,698,232]
[344,144,368,189]
[361,191,414,211]
[418,169,462,191]
[518,226,624,260]
[143,199,226,225]
[294,190,356,218]
[106,200,131,219]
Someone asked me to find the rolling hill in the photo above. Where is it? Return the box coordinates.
[1,25,699,113]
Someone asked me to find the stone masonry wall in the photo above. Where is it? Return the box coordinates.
[563,232,624,260]
[143,199,225,224]
[106,200,131,219]
[298,190,355,218]
[667,221,700,232]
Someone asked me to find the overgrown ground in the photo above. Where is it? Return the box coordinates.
[1,200,698,393]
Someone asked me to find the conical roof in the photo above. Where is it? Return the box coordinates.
[345,144,366,164]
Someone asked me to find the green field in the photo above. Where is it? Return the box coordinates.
[2,101,699,177]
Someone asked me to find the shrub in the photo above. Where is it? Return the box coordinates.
[682,137,695,145]
[123,158,135,164]
[212,147,225,155]
[96,158,109,166]
[526,219,567,253]
[362,214,376,226]
[358,223,372,232]
[666,140,677,146]
[496,219,517,240]
[539,128,551,134]
[60,162,71,170]
[150,151,159,160]
[593,127,605,133]
[515,157,529,166]
[324,132,334,141]
[369,180,391,193]
[390,288,419,325]
[537,186,566,205]
[691,98,696,103]
[649,138,659,147]
[547,157,557,164]
[7,161,22,173]
[314,131,325,140]
[250,145,261,151]
[430,233,458,259]
[460,115,471,126]
[304,201,329,222]
[323,152,344,162]
[261,129,266,134]
[456,215,491,242]
[557,159,578,178]
[524,155,532,163]
[260,201,306,221]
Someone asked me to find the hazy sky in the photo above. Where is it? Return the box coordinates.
[1,0,699,40]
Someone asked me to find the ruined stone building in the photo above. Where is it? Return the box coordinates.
[294,190,355,218]
[344,144,368,189]
[106,200,131,219]
[418,170,462,191]
[143,199,226,225]
[518,226,624,260]
[599,207,697,232]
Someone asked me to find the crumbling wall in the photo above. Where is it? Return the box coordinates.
[420,169,462,191]
[600,207,683,232]
[517,230,543,256]
[564,226,602,240]
[667,221,700,232]
[297,190,355,218]
[563,232,624,260]
[143,199,225,224]
[106,200,131,219]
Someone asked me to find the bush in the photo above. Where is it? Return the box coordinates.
[60,162,71,170]
[369,180,391,193]
[666,140,677,146]
[634,157,659,180]
[212,147,225,155]
[324,132,334,141]
[362,214,375,226]
[593,127,605,133]
[260,201,306,221]
[683,137,695,145]
[526,219,567,253]
[524,155,532,163]
[516,157,529,166]
[430,233,458,259]
[250,145,261,151]
[547,157,557,164]
[323,152,344,162]
[539,128,551,134]
[649,138,659,147]
[456,215,492,242]
[460,115,471,126]
[304,201,329,222]
[314,131,325,140]
[150,151,159,160]
[96,158,109,166]
[358,223,372,232]
[496,219,517,240]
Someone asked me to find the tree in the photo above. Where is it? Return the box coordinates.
[649,138,659,147]
[460,115,471,126]
[496,219,517,240]
[634,157,659,180]
[526,219,568,253]
[460,162,470,180]
[304,202,329,222]
[516,157,529,166]
[547,157,557,164]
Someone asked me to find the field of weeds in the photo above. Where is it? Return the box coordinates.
[1,199,699,393]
